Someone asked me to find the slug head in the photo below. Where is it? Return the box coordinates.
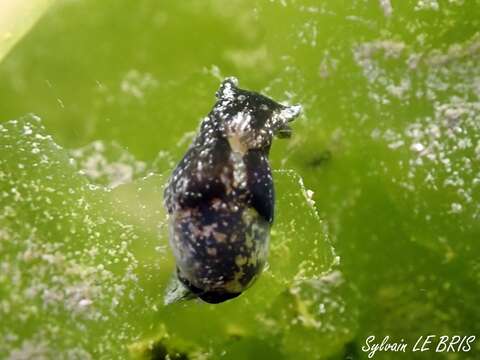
[214,77,302,153]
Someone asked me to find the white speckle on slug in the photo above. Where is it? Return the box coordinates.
[280,104,303,121]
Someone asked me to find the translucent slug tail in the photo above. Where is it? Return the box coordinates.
[163,273,197,305]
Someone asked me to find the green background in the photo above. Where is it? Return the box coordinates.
[1,0,479,359]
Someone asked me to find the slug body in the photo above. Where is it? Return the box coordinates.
[164,77,301,304]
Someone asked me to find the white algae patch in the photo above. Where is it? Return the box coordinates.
[414,0,440,11]
[355,34,480,228]
[120,69,159,101]
[379,0,393,17]
[70,140,147,188]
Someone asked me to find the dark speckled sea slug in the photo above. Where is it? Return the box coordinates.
[164,77,301,304]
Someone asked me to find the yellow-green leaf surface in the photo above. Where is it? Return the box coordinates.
[0,116,335,358]
[1,0,480,359]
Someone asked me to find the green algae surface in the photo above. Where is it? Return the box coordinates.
[1,1,480,359]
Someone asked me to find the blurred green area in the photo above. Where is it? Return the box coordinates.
[1,0,480,359]
[0,0,56,62]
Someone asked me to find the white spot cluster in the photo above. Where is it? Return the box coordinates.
[356,34,480,223]
[70,140,147,188]
[379,0,393,17]
[278,105,302,123]
[120,69,158,100]
[227,110,252,136]
[414,0,440,11]
[353,40,408,100]
[230,151,247,189]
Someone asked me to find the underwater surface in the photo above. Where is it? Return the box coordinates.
[0,0,479,359]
